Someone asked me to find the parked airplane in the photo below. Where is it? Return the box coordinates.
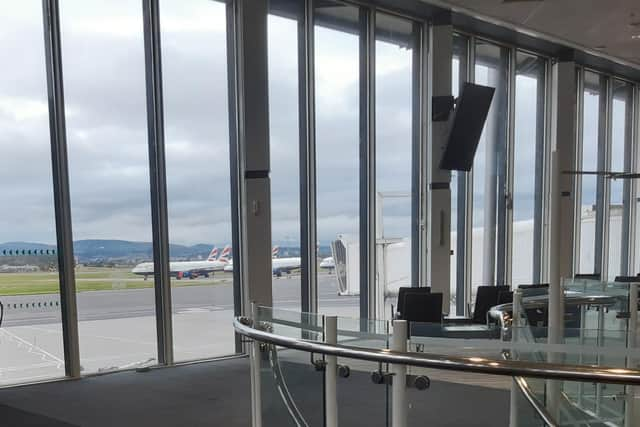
[319,256,335,270]
[222,246,302,277]
[131,246,231,280]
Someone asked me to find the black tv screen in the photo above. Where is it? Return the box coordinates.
[439,83,495,171]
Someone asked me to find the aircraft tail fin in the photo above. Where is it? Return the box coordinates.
[207,247,219,261]
[218,245,232,262]
[272,246,279,258]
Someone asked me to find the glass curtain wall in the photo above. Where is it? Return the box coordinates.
[511,52,546,285]
[60,0,158,374]
[315,3,361,317]
[160,0,235,361]
[0,2,65,386]
[472,41,509,290]
[375,13,415,317]
[267,9,302,310]
[607,80,633,280]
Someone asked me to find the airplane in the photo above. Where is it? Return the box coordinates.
[222,246,302,277]
[319,256,335,270]
[131,245,231,280]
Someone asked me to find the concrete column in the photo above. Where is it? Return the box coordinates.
[550,59,578,290]
[427,23,452,311]
[230,0,272,310]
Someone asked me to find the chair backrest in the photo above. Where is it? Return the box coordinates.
[402,292,442,323]
[497,290,513,305]
[397,286,430,318]
[472,286,508,324]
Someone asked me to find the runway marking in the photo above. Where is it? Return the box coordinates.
[0,328,64,370]
[77,332,157,347]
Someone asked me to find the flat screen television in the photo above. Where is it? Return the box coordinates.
[439,82,495,171]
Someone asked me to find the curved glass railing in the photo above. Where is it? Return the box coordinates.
[237,280,640,426]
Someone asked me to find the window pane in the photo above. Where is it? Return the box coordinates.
[607,80,632,280]
[160,0,235,361]
[61,0,157,373]
[375,13,414,319]
[315,3,360,317]
[578,71,601,274]
[0,2,65,385]
[268,12,302,310]
[472,41,509,290]
[512,52,546,285]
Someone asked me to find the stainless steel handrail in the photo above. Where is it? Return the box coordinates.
[513,376,558,427]
[235,317,640,385]
[488,293,619,328]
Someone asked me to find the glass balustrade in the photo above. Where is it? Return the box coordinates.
[241,277,640,427]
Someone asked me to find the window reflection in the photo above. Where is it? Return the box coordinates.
[61,0,157,373]
[607,80,633,280]
[512,52,546,285]
[375,13,414,318]
[160,0,235,361]
[0,1,64,385]
[472,41,509,289]
[578,70,602,275]
[268,12,302,310]
[315,3,360,317]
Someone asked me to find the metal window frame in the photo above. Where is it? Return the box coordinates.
[225,0,245,353]
[298,0,318,315]
[358,7,376,320]
[411,20,429,290]
[464,34,475,312]
[596,75,611,279]
[451,33,470,315]
[630,85,640,276]
[535,56,552,284]
[502,46,516,287]
[142,0,174,366]
[41,0,81,378]
[619,82,635,277]
[574,67,585,274]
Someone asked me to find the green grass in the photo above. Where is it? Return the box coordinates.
[0,268,232,296]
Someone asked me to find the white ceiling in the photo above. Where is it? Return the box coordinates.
[430,0,640,67]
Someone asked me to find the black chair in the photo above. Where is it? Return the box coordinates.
[402,292,442,323]
[497,290,513,305]
[395,286,430,319]
[444,285,508,326]
[471,286,509,324]
[402,292,443,338]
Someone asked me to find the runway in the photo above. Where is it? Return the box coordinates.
[1,273,358,327]
[0,273,361,385]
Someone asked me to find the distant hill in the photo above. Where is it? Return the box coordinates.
[0,240,332,263]
[0,240,218,263]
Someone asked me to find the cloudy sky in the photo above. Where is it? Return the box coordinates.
[0,0,627,257]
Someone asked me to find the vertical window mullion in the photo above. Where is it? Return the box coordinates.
[299,0,317,314]
[358,7,376,320]
[42,0,81,378]
[574,67,584,274]
[503,47,516,287]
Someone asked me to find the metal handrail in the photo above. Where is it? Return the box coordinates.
[235,317,640,385]
[513,376,558,427]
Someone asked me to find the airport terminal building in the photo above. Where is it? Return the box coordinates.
[1,0,640,426]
